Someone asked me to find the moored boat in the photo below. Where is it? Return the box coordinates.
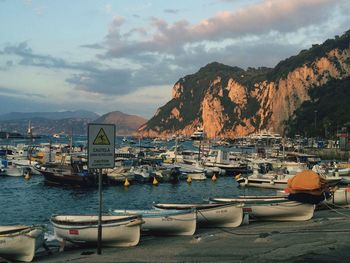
[153,203,243,228]
[50,214,143,248]
[0,225,45,262]
[244,201,315,221]
[237,172,341,190]
[111,209,196,236]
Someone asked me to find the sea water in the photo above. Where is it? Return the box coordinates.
[0,176,275,228]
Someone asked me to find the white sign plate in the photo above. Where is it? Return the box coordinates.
[88,123,115,169]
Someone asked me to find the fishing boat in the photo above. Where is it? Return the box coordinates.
[50,214,143,248]
[111,209,196,236]
[153,203,243,228]
[39,162,98,187]
[244,201,315,221]
[0,225,45,262]
[0,159,32,177]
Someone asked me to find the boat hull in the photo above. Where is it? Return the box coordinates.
[51,215,142,247]
[0,226,44,262]
[326,188,350,206]
[41,171,97,187]
[245,201,315,221]
[238,177,341,190]
[113,209,197,236]
[154,203,243,228]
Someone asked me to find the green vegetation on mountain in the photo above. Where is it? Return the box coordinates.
[268,30,350,81]
[286,76,350,138]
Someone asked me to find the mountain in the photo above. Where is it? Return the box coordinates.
[138,30,350,138]
[0,117,92,135]
[0,110,99,121]
[93,111,147,136]
[0,110,146,136]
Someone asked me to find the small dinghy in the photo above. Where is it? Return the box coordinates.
[111,209,196,236]
[51,215,143,248]
[153,203,243,228]
[244,201,315,221]
[0,225,45,262]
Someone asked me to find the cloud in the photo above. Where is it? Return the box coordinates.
[102,0,342,59]
[2,42,103,72]
[66,59,184,95]
[0,86,45,98]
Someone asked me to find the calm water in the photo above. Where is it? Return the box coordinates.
[0,176,275,228]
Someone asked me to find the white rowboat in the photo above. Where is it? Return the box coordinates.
[153,203,243,228]
[112,209,196,236]
[244,201,315,221]
[0,225,44,262]
[51,215,143,248]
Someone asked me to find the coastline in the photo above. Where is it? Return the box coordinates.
[35,208,350,263]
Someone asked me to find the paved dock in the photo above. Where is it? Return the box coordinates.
[35,208,350,263]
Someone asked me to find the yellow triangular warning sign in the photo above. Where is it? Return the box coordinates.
[93,128,111,145]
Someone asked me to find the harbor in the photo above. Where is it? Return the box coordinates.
[1,132,350,262]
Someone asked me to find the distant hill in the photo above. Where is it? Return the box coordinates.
[0,117,93,136]
[0,110,99,121]
[0,110,146,136]
[94,111,147,136]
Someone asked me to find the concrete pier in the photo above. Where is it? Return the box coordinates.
[36,208,350,263]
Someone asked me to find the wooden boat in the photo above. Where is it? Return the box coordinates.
[153,203,243,228]
[325,188,350,206]
[244,201,315,221]
[51,215,143,247]
[39,162,99,187]
[0,225,44,262]
[112,209,196,236]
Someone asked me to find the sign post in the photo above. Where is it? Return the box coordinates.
[87,123,115,255]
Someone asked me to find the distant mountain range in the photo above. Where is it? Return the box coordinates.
[0,110,99,121]
[0,110,147,136]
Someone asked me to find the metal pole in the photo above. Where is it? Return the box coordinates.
[97,168,102,255]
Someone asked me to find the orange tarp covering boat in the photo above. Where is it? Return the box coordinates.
[287,170,325,191]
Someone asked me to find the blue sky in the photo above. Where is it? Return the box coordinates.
[0,0,349,118]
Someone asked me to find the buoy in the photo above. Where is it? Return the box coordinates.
[152,177,158,186]
[24,172,31,180]
[235,173,241,180]
[212,174,217,181]
[187,176,192,183]
[124,178,130,187]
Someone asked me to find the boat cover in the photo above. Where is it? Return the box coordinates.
[287,170,326,191]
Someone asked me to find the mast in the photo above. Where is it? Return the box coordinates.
[27,121,32,165]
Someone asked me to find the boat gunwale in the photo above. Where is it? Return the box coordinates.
[50,215,141,227]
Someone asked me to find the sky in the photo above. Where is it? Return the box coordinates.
[0,0,349,119]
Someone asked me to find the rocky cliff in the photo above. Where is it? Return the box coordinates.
[138,30,350,138]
